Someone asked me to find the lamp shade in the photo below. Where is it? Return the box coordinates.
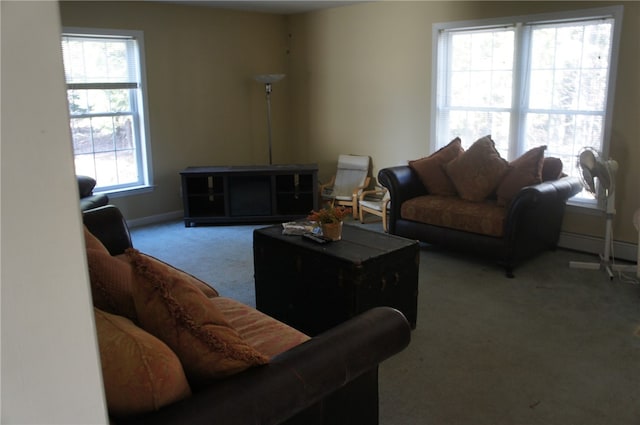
[254,74,285,84]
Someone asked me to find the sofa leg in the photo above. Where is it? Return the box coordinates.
[505,267,515,278]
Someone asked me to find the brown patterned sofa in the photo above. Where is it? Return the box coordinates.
[378,136,583,277]
[82,205,411,424]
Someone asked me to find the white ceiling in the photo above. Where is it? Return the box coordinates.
[152,0,366,15]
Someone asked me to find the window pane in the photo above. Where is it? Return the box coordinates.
[70,118,92,154]
[114,116,134,150]
[74,154,95,178]
[62,36,136,84]
[90,117,115,153]
[116,149,138,184]
[448,110,511,154]
[68,90,89,114]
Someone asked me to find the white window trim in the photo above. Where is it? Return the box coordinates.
[430,5,624,210]
[63,26,154,196]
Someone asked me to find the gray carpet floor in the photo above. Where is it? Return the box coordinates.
[130,217,640,425]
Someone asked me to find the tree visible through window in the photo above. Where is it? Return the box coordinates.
[433,6,622,204]
[62,28,151,193]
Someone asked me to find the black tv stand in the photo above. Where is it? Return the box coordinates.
[180,164,318,226]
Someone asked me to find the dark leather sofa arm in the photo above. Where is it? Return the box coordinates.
[82,205,132,256]
[505,176,582,231]
[378,166,426,233]
[117,306,411,425]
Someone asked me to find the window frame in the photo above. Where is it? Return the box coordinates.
[62,26,153,197]
[430,5,623,209]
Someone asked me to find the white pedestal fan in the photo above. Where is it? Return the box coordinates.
[568,148,638,280]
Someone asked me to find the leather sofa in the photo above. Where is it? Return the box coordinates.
[82,205,411,425]
[78,175,109,211]
[378,165,582,277]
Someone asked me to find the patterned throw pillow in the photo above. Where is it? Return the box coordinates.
[409,137,463,196]
[95,307,191,417]
[126,248,269,384]
[444,135,509,202]
[496,145,547,206]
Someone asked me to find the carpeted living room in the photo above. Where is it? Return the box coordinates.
[3,1,639,424]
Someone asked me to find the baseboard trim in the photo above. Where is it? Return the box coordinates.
[558,232,638,263]
[127,210,183,228]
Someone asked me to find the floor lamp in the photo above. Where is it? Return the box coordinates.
[254,73,285,165]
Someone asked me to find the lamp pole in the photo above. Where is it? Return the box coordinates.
[254,74,285,165]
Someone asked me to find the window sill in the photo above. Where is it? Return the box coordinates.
[566,198,604,216]
[96,185,155,199]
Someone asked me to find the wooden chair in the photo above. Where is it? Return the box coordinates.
[319,154,371,218]
[359,186,390,232]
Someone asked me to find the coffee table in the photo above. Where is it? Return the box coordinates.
[253,223,419,336]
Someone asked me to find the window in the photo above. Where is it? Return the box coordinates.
[61,28,152,194]
[432,6,623,205]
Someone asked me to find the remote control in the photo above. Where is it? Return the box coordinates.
[302,232,332,244]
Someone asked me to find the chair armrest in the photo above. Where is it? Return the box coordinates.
[82,205,132,256]
[319,175,336,194]
[350,176,372,197]
[359,188,387,202]
[118,307,411,425]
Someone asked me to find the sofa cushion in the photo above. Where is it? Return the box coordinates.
[444,135,509,202]
[496,145,546,206]
[409,137,463,196]
[126,248,269,384]
[87,248,137,321]
[212,296,310,359]
[401,195,507,237]
[94,307,192,417]
[542,157,564,181]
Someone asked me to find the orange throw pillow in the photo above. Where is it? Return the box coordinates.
[86,248,137,320]
[542,157,564,181]
[95,308,191,417]
[444,135,509,202]
[496,145,547,206]
[409,137,463,196]
[126,248,268,384]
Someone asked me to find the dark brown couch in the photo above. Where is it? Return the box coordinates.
[378,165,582,277]
[83,205,411,425]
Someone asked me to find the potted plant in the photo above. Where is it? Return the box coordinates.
[307,205,352,241]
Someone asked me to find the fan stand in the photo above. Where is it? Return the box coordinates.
[569,192,617,279]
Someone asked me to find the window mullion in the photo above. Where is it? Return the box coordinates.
[510,23,529,160]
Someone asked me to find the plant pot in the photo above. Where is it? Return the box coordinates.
[321,221,343,241]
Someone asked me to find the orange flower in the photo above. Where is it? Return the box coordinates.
[307,206,352,224]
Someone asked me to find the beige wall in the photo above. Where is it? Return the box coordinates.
[59,1,639,243]
[60,1,291,220]
[288,1,640,244]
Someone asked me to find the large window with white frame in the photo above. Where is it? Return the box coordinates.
[61,28,152,194]
[432,6,623,205]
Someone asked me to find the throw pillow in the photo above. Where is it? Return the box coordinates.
[94,307,191,417]
[496,145,547,206]
[115,252,219,299]
[409,137,463,196]
[542,157,564,181]
[126,248,269,384]
[86,248,137,321]
[444,135,509,202]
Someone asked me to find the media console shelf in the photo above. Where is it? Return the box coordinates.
[180,164,318,226]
